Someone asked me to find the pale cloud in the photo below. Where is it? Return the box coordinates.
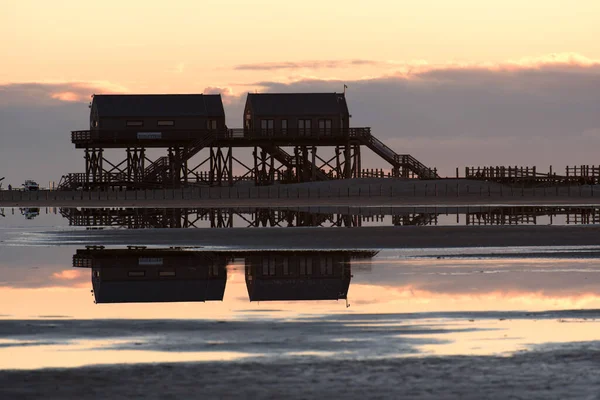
[51,92,82,102]
[52,270,83,280]
[204,86,234,96]
[234,59,383,71]
[171,62,185,74]
[0,81,129,105]
[203,86,239,109]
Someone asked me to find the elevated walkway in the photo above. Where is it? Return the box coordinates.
[63,128,438,189]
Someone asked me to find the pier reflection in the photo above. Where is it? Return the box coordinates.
[20,207,40,220]
[74,247,374,304]
[58,206,600,229]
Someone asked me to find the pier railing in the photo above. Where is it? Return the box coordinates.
[71,128,374,144]
[465,165,600,185]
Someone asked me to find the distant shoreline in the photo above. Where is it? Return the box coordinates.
[1,178,599,208]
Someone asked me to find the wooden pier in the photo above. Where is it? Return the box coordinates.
[465,165,600,186]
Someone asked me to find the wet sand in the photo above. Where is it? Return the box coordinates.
[38,225,600,249]
[2,349,599,400]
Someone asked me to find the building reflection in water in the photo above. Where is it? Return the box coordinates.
[74,247,375,304]
[74,247,229,304]
[59,206,600,229]
[245,252,352,302]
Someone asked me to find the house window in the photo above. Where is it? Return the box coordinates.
[319,119,332,135]
[261,119,274,135]
[281,120,288,134]
[298,119,311,136]
[245,111,252,130]
[91,120,99,128]
[262,258,276,276]
[159,270,176,277]
[128,270,146,277]
[276,258,287,275]
[283,259,290,276]
[93,270,100,278]
[299,257,313,275]
[157,120,175,126]
[207,120,217,130]
[327,257,334,275]
[126,121,143,127]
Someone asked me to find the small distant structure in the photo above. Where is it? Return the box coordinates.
[22,180,39,191]
[90,94,226,132]
[20,207,40,220]
[244,92,350,134]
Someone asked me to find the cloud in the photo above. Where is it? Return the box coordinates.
[204,86,234,97]
[171,62,185,74]
[0,81,129,105]
[52,270,83,280]
[2,53,600,184]
[234,59,382,71]
[242,53,600,174]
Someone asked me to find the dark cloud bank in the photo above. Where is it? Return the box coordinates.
[1,61,600,185]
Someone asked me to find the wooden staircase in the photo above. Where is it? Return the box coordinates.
[357,131,438,179]
[262,145,330,181]
[143,131,216,184]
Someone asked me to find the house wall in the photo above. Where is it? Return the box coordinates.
[95,264,225,281]
[90,99,226,131]
[245,253,350,278]
[243,99,350,134]
[247,114,349,132]
[93,116,226,131]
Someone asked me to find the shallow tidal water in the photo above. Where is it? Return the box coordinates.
[1,207,600,399]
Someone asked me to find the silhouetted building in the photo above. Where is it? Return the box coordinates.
[74,248,228,304]
[90,94,226,132]
[245,251,352,301]
[243,93,350,134]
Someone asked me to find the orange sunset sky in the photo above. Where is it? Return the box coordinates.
[3,0,600,94]
[2,1,600,183]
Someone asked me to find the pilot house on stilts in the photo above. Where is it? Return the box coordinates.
[61,91,437,190]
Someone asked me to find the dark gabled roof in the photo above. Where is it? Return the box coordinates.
[92,94,225,118]
[92,279,226,304]
[247,278,350,302]
[246,93,350,116]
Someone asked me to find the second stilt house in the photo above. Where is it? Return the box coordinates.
[243,93,350,136]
